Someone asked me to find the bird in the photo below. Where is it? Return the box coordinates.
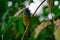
[23,8,31,28]
[23,8,31,38]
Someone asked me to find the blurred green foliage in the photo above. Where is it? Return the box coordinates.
[0,0,60,40]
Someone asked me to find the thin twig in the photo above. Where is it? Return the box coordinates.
[21,0,46,40]
[14,8,26,17]
[48,0,56,31]
[48,0,55,25]
[32,0,46,17]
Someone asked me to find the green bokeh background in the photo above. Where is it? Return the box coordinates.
[0,0,60,40]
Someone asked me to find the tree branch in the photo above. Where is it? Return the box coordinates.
[14,8,26,17]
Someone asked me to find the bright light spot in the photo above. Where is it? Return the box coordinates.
[43,0,48,6]
[23,1,30,8]
[58,5,60,9]
[29,2,43,16]
[47,13,54,20]
[29,0,48,16]
[39,16,45,22]
[33,0,41,3]
[54,1,59,6]
[29,3,36,13]
[8,1,12,7]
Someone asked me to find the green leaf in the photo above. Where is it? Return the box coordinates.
[3,30,15,40]
[30,16,40,34]
[29,16,40,40]
[2,17,16,34]
[43,6,49,17]
[18,18,24,34]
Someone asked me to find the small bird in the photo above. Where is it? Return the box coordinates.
[23,8,31,28]
[23,8,31,38]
